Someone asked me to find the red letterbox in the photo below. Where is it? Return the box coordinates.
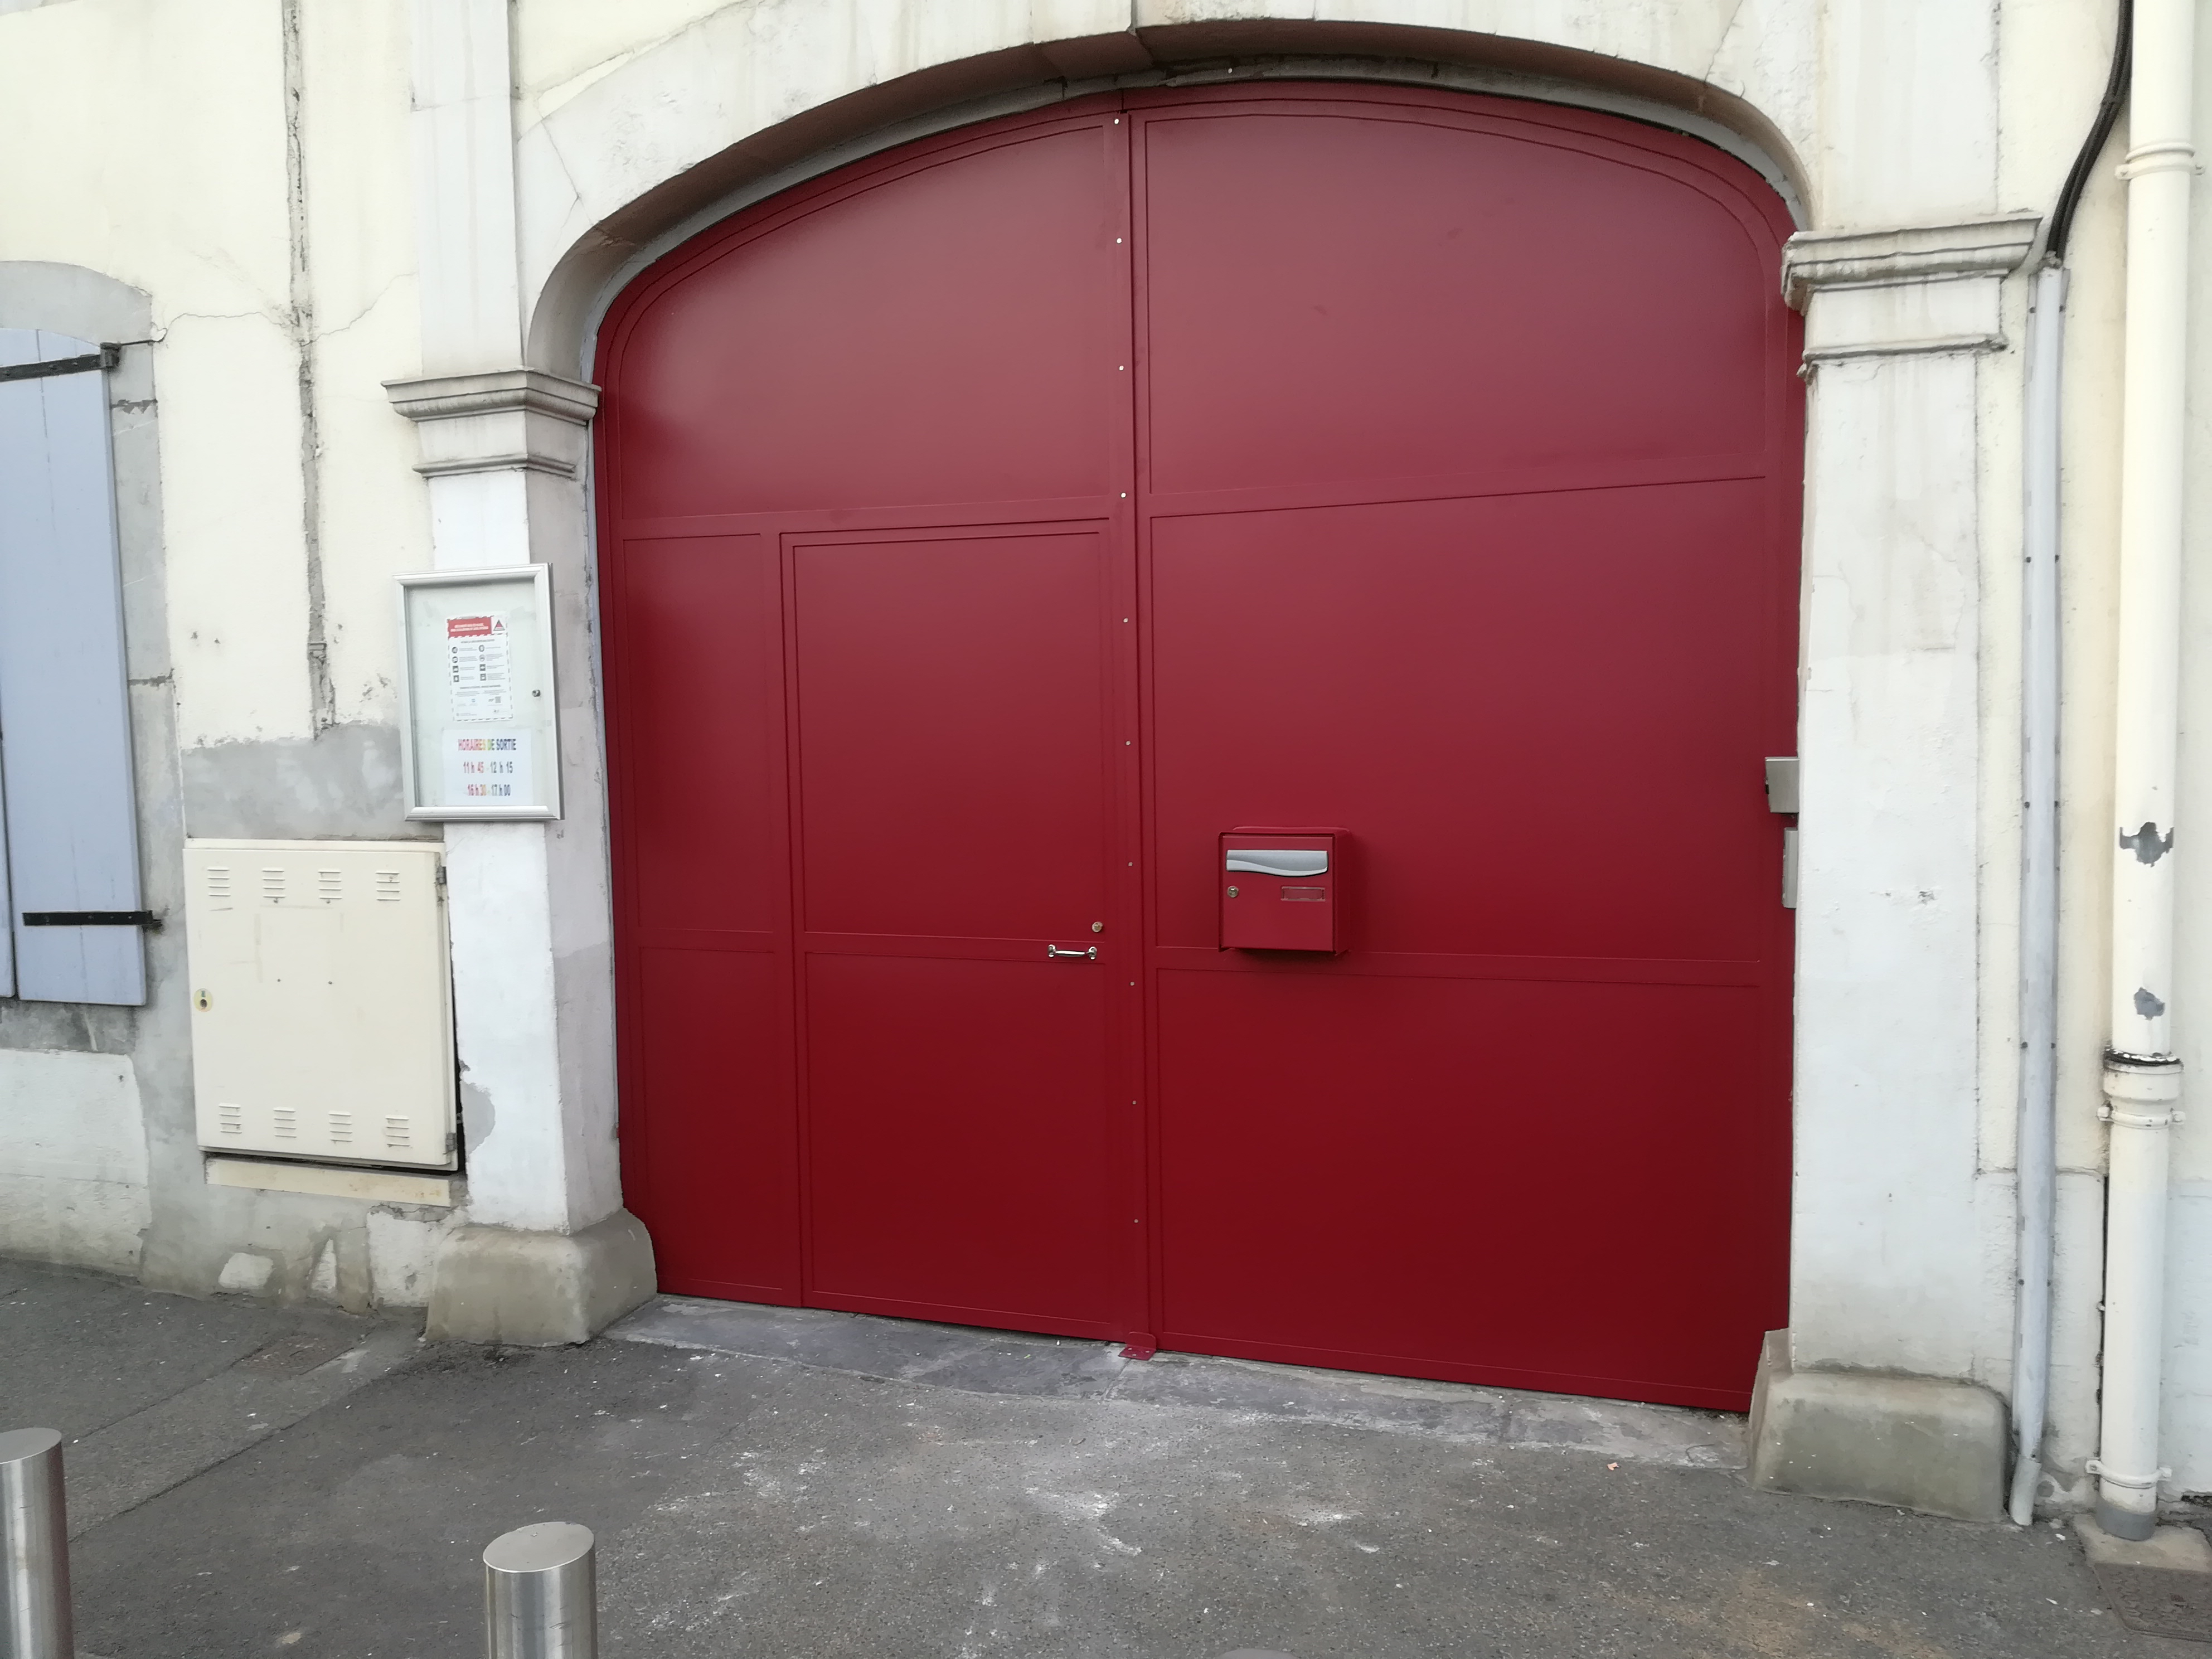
[1220,830,1342,952]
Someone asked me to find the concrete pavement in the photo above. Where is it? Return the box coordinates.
[1,1256,2192,1657]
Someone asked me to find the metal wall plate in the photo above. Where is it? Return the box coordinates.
[1764,755,1801,814]
[2090,1559,2212,1642]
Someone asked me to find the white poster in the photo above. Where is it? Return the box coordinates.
[400,565,558,819]
[447,612,514,721]
[442,728,533,808]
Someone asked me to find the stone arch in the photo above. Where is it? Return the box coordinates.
[517,13,1816,379]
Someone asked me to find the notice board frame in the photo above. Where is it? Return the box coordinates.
[395,565,562,821]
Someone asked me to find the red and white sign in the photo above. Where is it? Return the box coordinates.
[441,727,533,806]
[446,612,512,721]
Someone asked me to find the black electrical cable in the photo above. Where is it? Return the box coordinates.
[2047,0,2134,262]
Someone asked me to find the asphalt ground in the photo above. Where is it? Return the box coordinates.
[2,1255,2193,1658]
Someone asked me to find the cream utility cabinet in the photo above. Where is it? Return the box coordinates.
[185,840,456,1170]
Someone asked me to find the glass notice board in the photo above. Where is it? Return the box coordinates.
[395,566,560,820]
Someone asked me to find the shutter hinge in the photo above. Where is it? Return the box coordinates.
[0,344,120,384]
[20,910,161,930]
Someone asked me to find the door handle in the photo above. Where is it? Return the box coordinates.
[1046,945,1098,960]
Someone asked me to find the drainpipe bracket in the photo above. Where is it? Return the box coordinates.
[2100,1105,2185,1128]
[2118,140,2200,180]
[2085,1459,2172,1491]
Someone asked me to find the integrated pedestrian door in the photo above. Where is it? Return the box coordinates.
[595,84,1801,1411]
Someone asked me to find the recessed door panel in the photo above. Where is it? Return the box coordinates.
[791,524,1134,1333]
[805,953,1119,1331]
[1154,969,1779,1410]
[632,945,800,1301]
[1138,103,1772,497]
[1147,485,1776,963]
[616,536,785,937]
[607,533,801,1299]
[612,124,1127,517]
[793,530,1113,942]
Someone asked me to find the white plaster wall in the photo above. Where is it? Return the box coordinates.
[0,0,430,746]
[2167,1191,2212,1493]
[1814,1,1996,226]
[515,0,784,123]
[1789,326,1991,1377]
[0,0,308,748]
[0,0,439,1312]
[0,1050,151,1271]
[300,0,433,730]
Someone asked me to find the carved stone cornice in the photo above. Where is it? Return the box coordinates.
[384,368,600,478]
[1781,214,2041,311]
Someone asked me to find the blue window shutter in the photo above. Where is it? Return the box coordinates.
[0,735,12,998]
[0,328,146,1005]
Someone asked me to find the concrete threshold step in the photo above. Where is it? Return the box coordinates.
[605,1296,1744,1471]
[2078,1516,2212,1643]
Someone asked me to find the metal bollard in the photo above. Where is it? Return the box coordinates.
[483,1522,596,1659]
[1,1428,72,1659]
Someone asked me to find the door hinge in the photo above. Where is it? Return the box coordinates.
[1765,758,1799,909]
[1763,756,1800,814]
[0,343,119,383]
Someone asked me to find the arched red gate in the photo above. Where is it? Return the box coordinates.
[595,83,1801,1411]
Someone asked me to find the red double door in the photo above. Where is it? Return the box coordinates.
[597,84,1800,1411]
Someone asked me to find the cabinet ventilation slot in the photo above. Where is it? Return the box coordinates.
[206,867,232,906]
[374,870,401,903]
[260,869,286,904]
[216,1103,242,1137]
[272,1108,297,1139]
[328,1111,353,1146]
[317,870,342,904]
[384,1116,412,1151]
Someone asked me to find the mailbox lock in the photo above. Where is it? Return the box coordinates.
[1220,831,1342,953]
[193,989,212,1012]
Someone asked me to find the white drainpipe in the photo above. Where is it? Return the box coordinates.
[2009,259,2065,1526]
[2011,0,2138,1530]
[2096,0,2196,1544]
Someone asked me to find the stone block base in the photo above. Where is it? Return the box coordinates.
[1748,1330,2007,1521]
[426,1209,657,1346]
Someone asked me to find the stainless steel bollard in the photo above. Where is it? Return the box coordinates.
[483,1522,596,1659]
[1,1428,72,1659]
